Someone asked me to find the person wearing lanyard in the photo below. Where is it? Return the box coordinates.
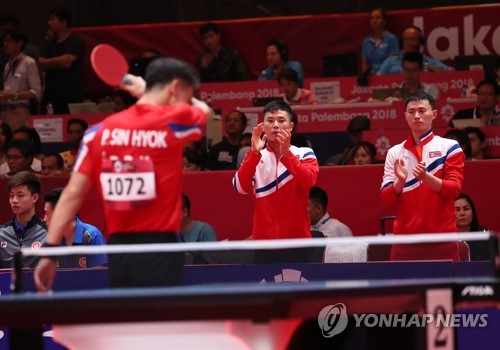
[0,28,41,132]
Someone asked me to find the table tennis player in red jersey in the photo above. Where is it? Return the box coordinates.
[380,91,465,261]
[34,57,213,290]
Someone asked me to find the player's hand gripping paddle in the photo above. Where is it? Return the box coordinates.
[91,44,130,86]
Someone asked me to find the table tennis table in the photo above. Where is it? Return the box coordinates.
[0,266,499,350]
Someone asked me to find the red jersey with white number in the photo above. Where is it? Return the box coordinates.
[74,103,205,235]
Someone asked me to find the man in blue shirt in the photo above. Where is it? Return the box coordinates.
[180,193,217,242]
[377,26,450,75]
[260,39,304,87]
[43,187,107,268]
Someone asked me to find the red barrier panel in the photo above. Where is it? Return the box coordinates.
[1,161,498,240]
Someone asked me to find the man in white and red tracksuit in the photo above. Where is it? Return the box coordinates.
[233,100,319,263]
[381,91,465,261]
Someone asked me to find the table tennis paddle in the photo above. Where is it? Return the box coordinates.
[91,44,130,86]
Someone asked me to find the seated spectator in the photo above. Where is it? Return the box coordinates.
[2,139,35,176]
[43,188,107,268]
[0,121,13,170]
[455,193,488,261]
[324,115,371,165]
[60,118,88,170]
[195,23,249,83]
[205,110,247,170]
[41,153,65,176]
[444,129,473,160]
[0,171,46,268]
[112,90,135,112]
[308,186,352,237]
[465,126,486,160]
[376,26,451,75]
[0,28,42,132]
[12,126,42,172]
[180,193,217,242]
[399,52,439,100]
[183,148,203,172]
[278,68,317,106]
[236,132,252,168]
[361,8,399,75]
[259,39,304,87]
[452,80,499,127]
[352,141,377,165]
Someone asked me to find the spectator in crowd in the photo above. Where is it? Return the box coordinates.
[454,193,489,261]
[399,52,439,100]
[452,80,499,127]
[180,193,217,242]
[111,90,135,112]
[205,110,247,170]
[259,39,304,87]
[444,129,473,160]
[0,28,42,132]
[40,153,65,176]
[352,141,377,165]
[380,91,464,261]
[361,8,399,75]
[0,121,12,171]
[43,187,107,268]
[0,13,40,89]
[39,7,85,114]
[0,171,46,268]
[183,148,203,172]
[195,23,249,83]
[278,68,317,106]
[60,118,88,170]
[308,186,352,237]
[465,126,486,160]
[1,140,35,176]
[376,26,451,75]
[324,115,371,165]
[12,126,42,172]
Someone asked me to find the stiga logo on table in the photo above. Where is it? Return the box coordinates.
[317,303,348,338]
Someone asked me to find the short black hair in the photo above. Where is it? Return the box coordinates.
[464,126,486,142]
[7,139,34,160]
[199,23,219,37]
[49,7,72,27]
[0,121,13,152]
[226,110,248,128]
[404,91,435,110]
[263,100,294,121]
[181,193,191,215]
[43,153,64,169]
[7,171,41,195]
[476,79,500,95]
[183,148,203,168]
[4,28,28,50]
[145,57,200,92]
[444,129,472,158]
[402,51,424,68]
[67,118,88,132]
[43,187,64,208]
[309,186,328,209]
[12,126,42,155]
[278,68,299,84]
[352,141,377,162]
